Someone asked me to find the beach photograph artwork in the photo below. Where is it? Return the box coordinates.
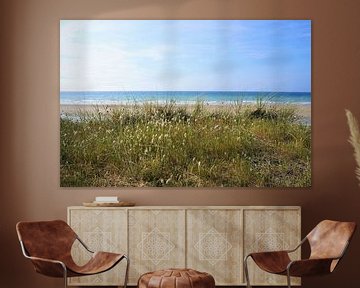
[60,20,311,187]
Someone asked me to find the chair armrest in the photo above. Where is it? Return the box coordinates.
[287,258,336,277]
[26,255,65,265]
[246,250,291,261]
[25,255,67,278]
[19,240,67,277]
[248,250,289,256]
[246,251,292,274]
[245,237,306,259]
[285,237,307,253]
[76,236,94,253]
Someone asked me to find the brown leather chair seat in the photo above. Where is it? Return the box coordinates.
[138,268,215,288]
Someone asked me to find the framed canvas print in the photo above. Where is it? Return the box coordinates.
[60,20,311,187]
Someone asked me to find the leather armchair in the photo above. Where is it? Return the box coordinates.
[244,220,356,288]
[16,220,129,288]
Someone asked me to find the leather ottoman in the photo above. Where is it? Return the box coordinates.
[138,268,215,288]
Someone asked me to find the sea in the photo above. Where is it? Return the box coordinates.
[60,91,311,105]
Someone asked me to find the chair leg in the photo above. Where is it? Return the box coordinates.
[286,269,291,288]
[244,255,252,288]
[123,255,130,288]
[62,264,68,288]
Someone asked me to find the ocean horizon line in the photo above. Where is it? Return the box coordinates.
[60,90,311,105]
[60,100,312,105]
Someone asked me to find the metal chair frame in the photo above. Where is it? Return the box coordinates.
[19,234,129,288]
[244,237,350,288]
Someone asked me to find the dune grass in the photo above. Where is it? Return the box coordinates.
[60,101,311,187]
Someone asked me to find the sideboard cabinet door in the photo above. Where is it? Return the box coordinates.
[68,208,128,286]
[187,209,243,285]
[128,209,186,284]
[243,208,301,286]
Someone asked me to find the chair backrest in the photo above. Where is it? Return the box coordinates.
[307,220,356,261]
[16,220,77,261]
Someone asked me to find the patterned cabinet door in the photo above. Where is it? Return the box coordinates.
[187,209,243,285]
[243,209,301,286]
[128,209,186,284]
[68,208,128,286]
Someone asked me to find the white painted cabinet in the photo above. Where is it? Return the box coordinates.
[68,206,300,286]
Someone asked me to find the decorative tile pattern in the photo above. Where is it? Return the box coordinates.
[252,228,287,252]
[83,227,113,252]
[194,227,232,265]
[138,228,175,264]
[128,209,185,284]
[187,209,242,285]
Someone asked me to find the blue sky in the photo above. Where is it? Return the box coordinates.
[60,20,311,92]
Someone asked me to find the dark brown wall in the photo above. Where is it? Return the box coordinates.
[1,0,360,287]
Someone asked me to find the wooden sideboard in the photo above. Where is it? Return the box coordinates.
[67,206,301,286]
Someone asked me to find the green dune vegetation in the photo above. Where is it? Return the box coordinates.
[60,100,311,187]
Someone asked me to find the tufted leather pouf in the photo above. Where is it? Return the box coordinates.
[138,268,215,288]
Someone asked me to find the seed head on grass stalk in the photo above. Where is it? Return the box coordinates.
[346,109,360,186]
